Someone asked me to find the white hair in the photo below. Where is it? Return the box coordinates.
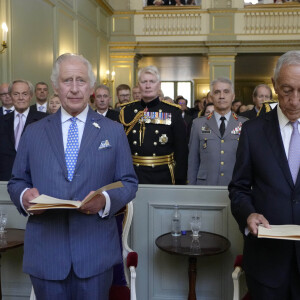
[51,53,96,88]
[138,65,160,82]
[274,50,300,83]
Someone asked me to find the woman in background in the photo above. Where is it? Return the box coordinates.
[47,94,61,114]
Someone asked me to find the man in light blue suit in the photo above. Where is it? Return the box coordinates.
[8,53,138,300]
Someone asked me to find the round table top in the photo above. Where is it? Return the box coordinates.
[155,231,230,257]
[0,228,25,252]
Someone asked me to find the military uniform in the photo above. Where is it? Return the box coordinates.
[188,112,248,185]
[119,97,188,184]
[257,100,278,117]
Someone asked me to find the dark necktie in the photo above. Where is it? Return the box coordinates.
[5,109,12,114]
[219,116,226,137]
[288,121,300,183]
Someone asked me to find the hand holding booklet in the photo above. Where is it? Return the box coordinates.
[258,224,300,241]
[28,181,123,211]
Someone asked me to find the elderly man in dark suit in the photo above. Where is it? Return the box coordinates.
[8,53,138,300]
[0,80,46,181]
[240,84,273,120]
[94,84,119,122]
[229,50,300,300]
[0,83,14,115]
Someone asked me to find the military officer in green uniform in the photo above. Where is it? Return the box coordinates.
[188,77,248,186]
[119,66,188,185]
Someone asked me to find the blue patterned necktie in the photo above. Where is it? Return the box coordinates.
[65,117,79,181]
[288,121,300,184]
[5,109,12,114]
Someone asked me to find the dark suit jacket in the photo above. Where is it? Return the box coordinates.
[7,108,138,280]
[96,109,120,122]
[0,110,46,180]
[229,107,300,288]
[239,107,257,120]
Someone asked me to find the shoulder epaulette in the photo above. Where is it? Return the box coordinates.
[120,100,140,107]
[161,100,181,109]
[232,112,238,120]
[206,112,213,120]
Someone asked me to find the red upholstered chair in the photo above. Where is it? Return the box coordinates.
[232,255,251,300]
[109,201,138,300]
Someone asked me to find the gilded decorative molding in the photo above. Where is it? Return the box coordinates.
[95,0,113,15]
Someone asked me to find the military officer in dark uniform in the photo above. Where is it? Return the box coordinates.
[119,65,188,185]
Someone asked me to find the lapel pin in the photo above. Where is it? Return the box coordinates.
[93,122,100,129]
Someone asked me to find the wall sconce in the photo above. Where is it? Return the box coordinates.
[103,70,115,86]
[1,23,8,54]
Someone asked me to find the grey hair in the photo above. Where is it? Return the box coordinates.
[274,50,300,83]
[138,65,160,82]
[51,53,96,88]
[210,77,234,93]
[8,79,34,96]
[95,84,110,95]
[253,84,272,99]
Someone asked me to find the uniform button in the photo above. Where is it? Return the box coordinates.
[221,140,224,143]
[133,130,136,134]
[221,162,224,165]
[136,164,139,167]
[220,173,224,176]
[134,152,138,156]
[155,130,159,134]
[133,141,137,145]
[154,142,157,146]
[221,150,224,154]
[153,153,156,156]
[134,109,138,113]
[152,164,155,168]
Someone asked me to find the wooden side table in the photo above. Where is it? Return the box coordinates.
[0,228,25,300]
[155,231,230,300]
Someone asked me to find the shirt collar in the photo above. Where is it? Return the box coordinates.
[277,105,295,130]
[14,107,29,118]
[214,110,232,121]
[61,105,89,124]
[97,109,108,116]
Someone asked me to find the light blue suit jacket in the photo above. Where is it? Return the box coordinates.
[8,108,138,280]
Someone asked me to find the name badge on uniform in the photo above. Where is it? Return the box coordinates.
[201,126,211,134]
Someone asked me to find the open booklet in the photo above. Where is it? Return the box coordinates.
[258,224,300,241]
[28,181,123,211]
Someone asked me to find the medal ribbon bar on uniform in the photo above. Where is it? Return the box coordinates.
[140,111,172,125]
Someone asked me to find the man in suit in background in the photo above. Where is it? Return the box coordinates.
[0,83,14,115]
[94,84,119,122]
[0,80,46,181]
[239,84,273,119]
[229,50,300,300]
[188,77,247,185]
[8,53,138,300]
[132,85,142,101]
[30,81,49,113]
[176,96,193,141]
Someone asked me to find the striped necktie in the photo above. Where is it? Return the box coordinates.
[15,113,25,150]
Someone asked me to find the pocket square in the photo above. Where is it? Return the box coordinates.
[99,140,111,150]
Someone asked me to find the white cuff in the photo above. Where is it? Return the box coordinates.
[98,191,110,218]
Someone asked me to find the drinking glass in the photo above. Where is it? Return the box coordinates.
[0,212,7,233]
[190,215,201,237]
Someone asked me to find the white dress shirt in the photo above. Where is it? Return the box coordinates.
[36,103,47,113]
[277,105,300,159]
[14,108,29,130]
[214,110,232,129]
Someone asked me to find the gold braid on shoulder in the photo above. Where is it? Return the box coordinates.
[119,106,145,136]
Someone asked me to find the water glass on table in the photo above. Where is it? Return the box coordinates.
[190,214,201,237]
[0,212,8,234]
